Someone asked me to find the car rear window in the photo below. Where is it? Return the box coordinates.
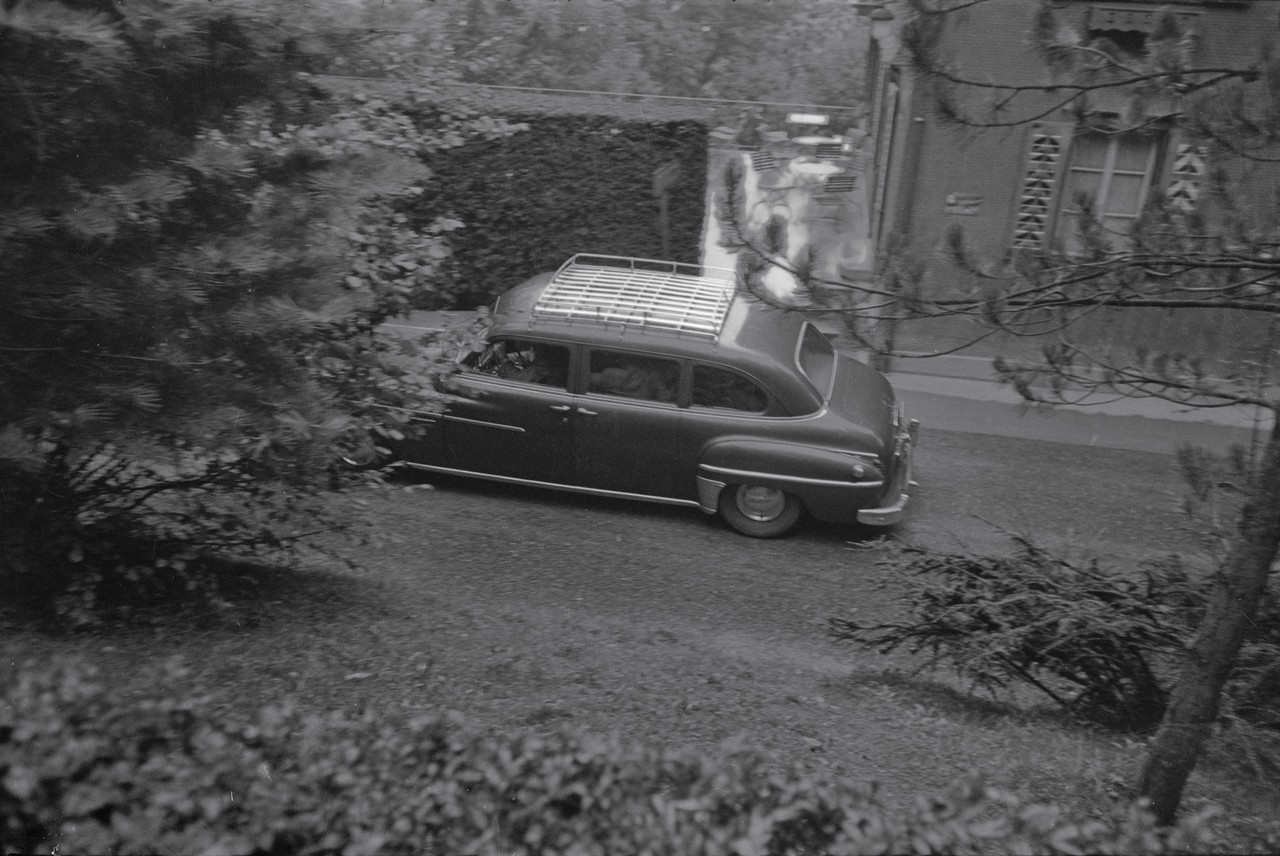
[795,323,836,400]
[691,365,769,413]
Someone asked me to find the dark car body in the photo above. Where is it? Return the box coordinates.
[381,254,918,537]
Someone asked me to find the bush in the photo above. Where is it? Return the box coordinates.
[0,441,359,626]
[1,658,1217,856]
[829,537,1202,732]
[829,535,1279,754]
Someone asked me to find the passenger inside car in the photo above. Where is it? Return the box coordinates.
[589,354,678,402]
[475,340,569,387]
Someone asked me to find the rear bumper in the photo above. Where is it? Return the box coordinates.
[856,418,919,527]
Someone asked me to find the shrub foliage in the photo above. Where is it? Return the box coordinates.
[830,534,1279,755]
[1,658,1216,856]
[0,1,521,617]
[411,114,709,308]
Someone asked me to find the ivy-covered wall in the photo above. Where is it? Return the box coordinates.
[412,114,708,308]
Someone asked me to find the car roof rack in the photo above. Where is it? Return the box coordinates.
[534,254,737,339]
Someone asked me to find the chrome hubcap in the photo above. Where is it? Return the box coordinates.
[736,485,786,521]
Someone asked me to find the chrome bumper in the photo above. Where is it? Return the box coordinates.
[857,418,919,526]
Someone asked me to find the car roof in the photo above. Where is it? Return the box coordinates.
[488,255,824,412]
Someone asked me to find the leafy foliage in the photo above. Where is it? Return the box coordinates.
[830,530,1279,756]
[0,1,521,615]
[412,114,708,308]
[433,0,869,107]
[830,537,1195,733]
[0,657,1218,856]
[0,440,354,626]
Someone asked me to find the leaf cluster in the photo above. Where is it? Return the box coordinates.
[411,113,708,308]
[831,528,1280,762]
[0,656,1218,855]
[831,537,1201,733]
[0,438,362,626]
[435,0,868,108]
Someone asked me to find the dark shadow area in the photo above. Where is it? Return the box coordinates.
[826,667,1082,731]
[0,554,392,635]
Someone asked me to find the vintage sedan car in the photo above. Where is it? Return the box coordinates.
[375,254,918,538]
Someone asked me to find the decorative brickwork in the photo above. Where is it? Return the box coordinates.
[1012,129,1064,249]
[1167,143,1207,212]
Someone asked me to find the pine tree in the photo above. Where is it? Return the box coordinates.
[0,0,516,615]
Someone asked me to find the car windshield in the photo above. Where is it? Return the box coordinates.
[795,323,836,401]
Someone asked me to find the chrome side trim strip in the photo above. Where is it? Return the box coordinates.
[439,414,525,432]
[361,401,441,420]
[400,463,704,509]
[698,464,882,489]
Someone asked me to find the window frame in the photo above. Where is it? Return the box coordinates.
[689,362,773,416]
[794,322,837,403]
[464,336,574,391]
[583,347,683,406]
[1052,130,1162,253]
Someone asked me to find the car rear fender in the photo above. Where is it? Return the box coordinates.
[694,438,882,513]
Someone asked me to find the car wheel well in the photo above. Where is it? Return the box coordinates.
[716,483,803,538]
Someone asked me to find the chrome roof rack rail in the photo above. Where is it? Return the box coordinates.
[534,254,737,339]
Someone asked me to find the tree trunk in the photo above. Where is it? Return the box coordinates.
[1136,416,1280,825]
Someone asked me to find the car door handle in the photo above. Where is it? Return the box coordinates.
[577,407,598,417]
[549,404,572,412]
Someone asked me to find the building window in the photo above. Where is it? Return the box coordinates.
[1054,132,1161,253]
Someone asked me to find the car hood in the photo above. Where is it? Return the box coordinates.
[828,354,897,451]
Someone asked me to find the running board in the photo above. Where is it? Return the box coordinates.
[399,462,711,513]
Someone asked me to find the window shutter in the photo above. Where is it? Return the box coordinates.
[1011,122,1072,250]
[1167,141,1208,212]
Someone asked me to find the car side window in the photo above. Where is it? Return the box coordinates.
[691,365,769,413]
[588,350,679,403]
[469,338,570,389]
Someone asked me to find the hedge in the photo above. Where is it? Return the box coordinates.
[2,658,1215,855]
[411,114,709,309]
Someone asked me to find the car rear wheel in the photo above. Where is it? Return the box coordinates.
[718,484,802,538]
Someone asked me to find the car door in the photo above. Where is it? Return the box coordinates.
[679,361,780,485]
[572,348,684,499]
[440,337,576,484]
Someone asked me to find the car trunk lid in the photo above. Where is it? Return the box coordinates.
[829,354,897,454]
